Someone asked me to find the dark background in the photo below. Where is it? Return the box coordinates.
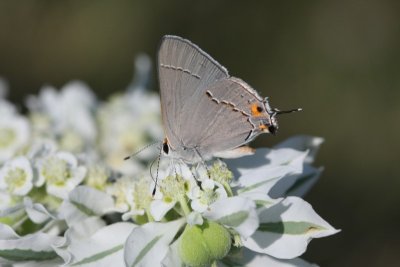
[1,1,399,266]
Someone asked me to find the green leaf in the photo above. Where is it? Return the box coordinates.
[72,244,123,266]
[254,199,274,209]
[285,173,315,196]
[237,178,277,194]
[258,221,326,235]
[71,201,96,216]
[131,235,162,267]
[216,211,248,227]
[0,249,58,262]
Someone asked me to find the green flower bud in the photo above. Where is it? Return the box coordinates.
[179,221,232,266]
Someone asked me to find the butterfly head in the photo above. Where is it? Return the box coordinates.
[259,97,302,136]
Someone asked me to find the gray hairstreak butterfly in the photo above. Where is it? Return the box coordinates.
[158,35,301,164]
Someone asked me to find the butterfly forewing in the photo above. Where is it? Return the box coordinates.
[158,36,229,149]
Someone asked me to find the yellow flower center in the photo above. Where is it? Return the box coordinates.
[0,128,16,148]
[5,167,27,192]
[41,157,71,186]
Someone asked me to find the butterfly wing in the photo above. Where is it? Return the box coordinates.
[186,77,271,157]
[158,35,229,149]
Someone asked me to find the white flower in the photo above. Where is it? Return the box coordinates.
[0,113,30,163]
[0,156,33,196]
[150,162,196,221]
[37,152,86,199]
[84,163,110,191]
[189,178,227,213]
[27,81,97,148]
[106,176,133,213]
[97,89,162,175]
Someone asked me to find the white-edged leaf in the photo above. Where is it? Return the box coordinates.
[13,258,64,267]
[55,218,135,266]
[59,186,116,226]
[203,196,258,239]
[243,197,340,259]
[0,203,24,218]
[221,247,318,267]
[236,164,302,196]
[269,166,323,198]
[23,197,57,224]
[274,135,324,164]
[161,237,184,267]
[226,147,307,178]
[0,224,62,264]
[124,218,185,267]
[52,217,106,265]
[238,193,277,210]
[69,186,116,215]
[0,224,19,239]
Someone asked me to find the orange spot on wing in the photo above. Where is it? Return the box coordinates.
[259,124,267,130]
[251,103,262,117]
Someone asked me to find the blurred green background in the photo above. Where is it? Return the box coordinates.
[0,0,399,266]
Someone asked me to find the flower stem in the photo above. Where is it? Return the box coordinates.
[178,195,191,216]
[145,208,154,222]
[222,181,233,197]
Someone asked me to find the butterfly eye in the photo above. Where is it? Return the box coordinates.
[163,142,169,154]
[268,125,277,135]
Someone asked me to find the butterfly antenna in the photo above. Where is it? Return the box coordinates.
[194,147,212,189]
[124,141,160,160]
[274,108,302,116]
[151,141,163,196]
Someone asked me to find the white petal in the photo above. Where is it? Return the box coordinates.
[56,151,77,167]
[203,196,259,239]
[203,178,216,190]
[150,199,176,221]
[243,197,340,259]
[187,211,203,226]
[191,199,208,213]
[121,209,145,221]
[124,219,185,267]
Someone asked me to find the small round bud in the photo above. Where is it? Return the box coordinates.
[179,221,232,266]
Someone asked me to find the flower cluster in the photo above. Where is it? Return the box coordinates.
[0,58,338,266]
